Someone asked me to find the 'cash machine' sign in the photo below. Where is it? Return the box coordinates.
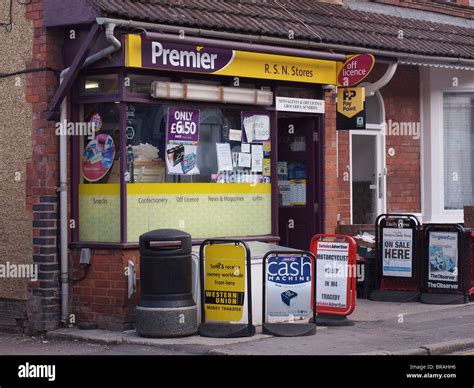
[266,255,312,317]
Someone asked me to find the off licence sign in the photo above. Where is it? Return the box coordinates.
[337,54,375,87]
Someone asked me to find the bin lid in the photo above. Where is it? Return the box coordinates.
[139,229,191,255]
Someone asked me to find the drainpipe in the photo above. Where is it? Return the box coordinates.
[361,61,399,96]
[59,22,121,324]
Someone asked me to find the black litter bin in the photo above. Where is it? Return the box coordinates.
[135,229,197,338]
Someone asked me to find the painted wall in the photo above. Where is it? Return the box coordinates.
[0,0,33,303]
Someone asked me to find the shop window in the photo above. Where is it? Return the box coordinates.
[78,103,121,242]
[443,93,474,210]
[125,74,171,94]
[80,74,119,96]
[125,103,272,242]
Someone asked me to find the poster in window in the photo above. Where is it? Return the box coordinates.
[242,112,270,143]
[166,108,200,175]
[82,133,116,182]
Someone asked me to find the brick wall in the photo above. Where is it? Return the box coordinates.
[381,65,421,214]
[323,89,339,233]
[69,249,140,331]
[24,0,63,332]
[328,64,421,230]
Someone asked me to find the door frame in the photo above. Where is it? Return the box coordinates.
[349,127,387,224]
[276,113,324,245]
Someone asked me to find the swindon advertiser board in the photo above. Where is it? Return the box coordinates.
[316,241,350,309]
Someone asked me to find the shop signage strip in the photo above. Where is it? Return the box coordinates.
[125,34,338,85]
[275,97,325,114]
[198,239,256,338]
[126,182,271,195]
[262,250,317,337]
[310,234,357,317]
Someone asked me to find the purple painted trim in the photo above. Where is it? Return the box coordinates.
[44,0,98,28]
[74,95,121,104]
[320,103,326,233]
[271,110,279,238]
[71,104,80,243]
[119,102,127,243]
[47,24,102,120]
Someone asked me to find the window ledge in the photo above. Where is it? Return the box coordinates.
[69,235,280,250]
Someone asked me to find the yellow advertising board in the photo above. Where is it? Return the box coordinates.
[204,244,246,322]
[125,34,338,85]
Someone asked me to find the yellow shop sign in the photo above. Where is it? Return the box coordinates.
[125,34,338,85]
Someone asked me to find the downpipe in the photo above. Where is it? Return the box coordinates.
[59,22,121,324]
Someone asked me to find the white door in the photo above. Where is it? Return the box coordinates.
[350,130,386,224]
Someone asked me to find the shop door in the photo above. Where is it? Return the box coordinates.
[277,117,320,250]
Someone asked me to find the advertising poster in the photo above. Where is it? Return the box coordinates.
[204,244,245,322]
[241,112,270,143]
[82,134,115,182]
[166,108,200,175]
[316,241,349,309]
[382,227,413,278]
[266,254,312,318]
[428,232,458,283]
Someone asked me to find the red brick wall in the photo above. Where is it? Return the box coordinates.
[25,0,63,332]
[69,249,140,331]
[326,64,421,232]
[323,89,339,233]
[380,65,421,214]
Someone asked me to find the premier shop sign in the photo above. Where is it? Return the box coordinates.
[125,34,338,84]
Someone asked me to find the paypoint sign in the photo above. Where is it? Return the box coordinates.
[337,87,366,130]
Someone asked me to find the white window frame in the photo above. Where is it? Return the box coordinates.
[420,67,474,223]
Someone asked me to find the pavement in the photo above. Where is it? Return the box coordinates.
[2,299,474,355]
[51,299,474,355]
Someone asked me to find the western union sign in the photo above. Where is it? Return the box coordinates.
[125,34,338,85]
